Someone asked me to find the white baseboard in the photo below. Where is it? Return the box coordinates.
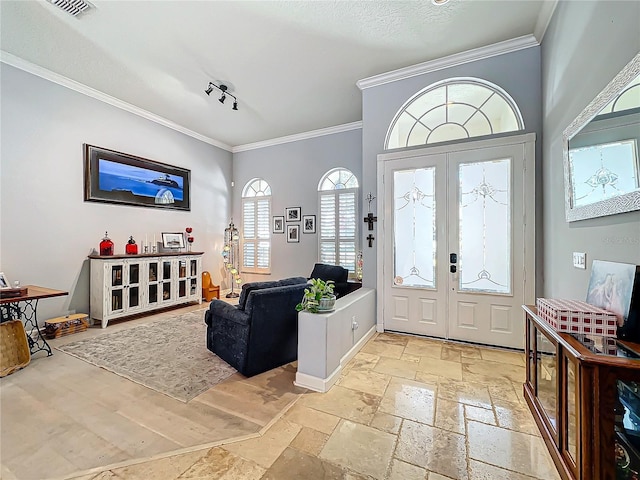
[294,325,376,393]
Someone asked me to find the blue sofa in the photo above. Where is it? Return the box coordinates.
[204,277,308,377]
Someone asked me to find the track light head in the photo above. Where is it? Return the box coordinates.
[205,82,238,111]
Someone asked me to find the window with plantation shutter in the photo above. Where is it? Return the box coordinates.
[242,179,271,273]
[318,168,359,275]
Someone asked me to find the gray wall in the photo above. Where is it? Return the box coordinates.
[541,1,640,299]
[232,129,362,283]
[361,46,543,289]
[0,64,233,323]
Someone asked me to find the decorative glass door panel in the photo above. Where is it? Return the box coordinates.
[458,159,511,294]
[393,168,436,288]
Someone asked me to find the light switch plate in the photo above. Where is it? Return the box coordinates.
[573,252,586,269]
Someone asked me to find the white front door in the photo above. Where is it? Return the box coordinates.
[378,134,535,349]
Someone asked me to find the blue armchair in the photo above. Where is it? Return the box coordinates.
[204,277,308,377]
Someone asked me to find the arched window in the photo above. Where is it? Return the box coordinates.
[385,78,525,150]
[318,168,359,274]
[599,72,640,114]
[242,178,271,273]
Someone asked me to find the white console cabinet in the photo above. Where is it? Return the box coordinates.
[89,252,203,328]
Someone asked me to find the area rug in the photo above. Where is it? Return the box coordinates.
[58,309,236,402]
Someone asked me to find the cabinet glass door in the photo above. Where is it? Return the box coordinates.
[617,378,640,479]
[564,356,578,471]
[536,326,558,435]
[127,262,141,310]
[161,260,173,303]
[147,261,159,306]
[109,264,124,314]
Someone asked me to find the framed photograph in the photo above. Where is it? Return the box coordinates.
[303,215,316,234]
[273,216,285,234]
[0,272,10,289]
[287,225,300,243]
[162,232,185,249]
[84,144,191,211]
[286,207,301,222]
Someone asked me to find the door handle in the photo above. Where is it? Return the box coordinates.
[450,253,457,264]
[450,265,457,273]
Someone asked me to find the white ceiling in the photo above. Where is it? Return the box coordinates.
[0,1,554,149]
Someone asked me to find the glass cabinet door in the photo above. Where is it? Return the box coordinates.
[147,260,159,306]
[127,262,141,310]
[161,260,173,303]
[108,264,124,314]
[564,355,579,473]
[616,378,640,479]
[535,325,558,436]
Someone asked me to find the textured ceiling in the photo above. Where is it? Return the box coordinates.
[0,1,551,148]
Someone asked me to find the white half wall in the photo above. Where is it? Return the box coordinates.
[0,64,233,324]
[296,288,375,392]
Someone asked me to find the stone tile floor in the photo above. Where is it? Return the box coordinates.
[71,332,560,480]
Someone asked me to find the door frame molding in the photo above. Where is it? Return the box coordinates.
[376,132,536,334]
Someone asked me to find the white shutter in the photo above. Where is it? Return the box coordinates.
[242,197,271,272]
[318,188,358,274]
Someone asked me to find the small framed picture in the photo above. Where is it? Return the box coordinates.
[162,232,185,249]
[303,215,316,234]
[0,272,10,289]
[273,216,285,234]
[287,225,300,243]
[286,207,301,222]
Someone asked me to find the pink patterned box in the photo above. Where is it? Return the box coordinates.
[536,298,618,337]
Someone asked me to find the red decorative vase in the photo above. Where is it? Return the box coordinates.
[125,236,138,255]
[100,231,114,256]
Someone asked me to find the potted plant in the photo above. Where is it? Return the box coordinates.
[296,278,336,313]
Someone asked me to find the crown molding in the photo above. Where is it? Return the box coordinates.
[232,121,362,153]
[356,35,540,90]
[0,51,233,152]
[534,0,559,43]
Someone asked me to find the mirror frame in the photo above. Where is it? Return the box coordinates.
[563,53,640,222]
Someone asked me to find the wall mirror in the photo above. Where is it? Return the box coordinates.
[563,53,640,222]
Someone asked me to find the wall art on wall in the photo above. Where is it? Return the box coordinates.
[162,232,185,249]
[287,225,300,243]
[303,215,316,234]
[273,216,285,234]
[285,207,301,222]
[586,260,640,340]
[84,144,191,211]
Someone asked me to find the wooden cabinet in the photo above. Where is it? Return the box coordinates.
[523,305,640,480]
[90,252,202,328]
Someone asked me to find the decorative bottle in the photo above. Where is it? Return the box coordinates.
[125,236,138,255]
[99,231,114,256]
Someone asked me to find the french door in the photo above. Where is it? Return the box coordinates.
[377,134,535,349]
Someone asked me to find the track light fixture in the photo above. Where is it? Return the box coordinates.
[205,82,238,111]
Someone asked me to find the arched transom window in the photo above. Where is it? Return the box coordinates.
[599,73,640,114]
[242,178,271,273]
[385,78,525,150]
[318,168,359,274]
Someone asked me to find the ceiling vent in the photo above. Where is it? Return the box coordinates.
[47,0,93,17]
